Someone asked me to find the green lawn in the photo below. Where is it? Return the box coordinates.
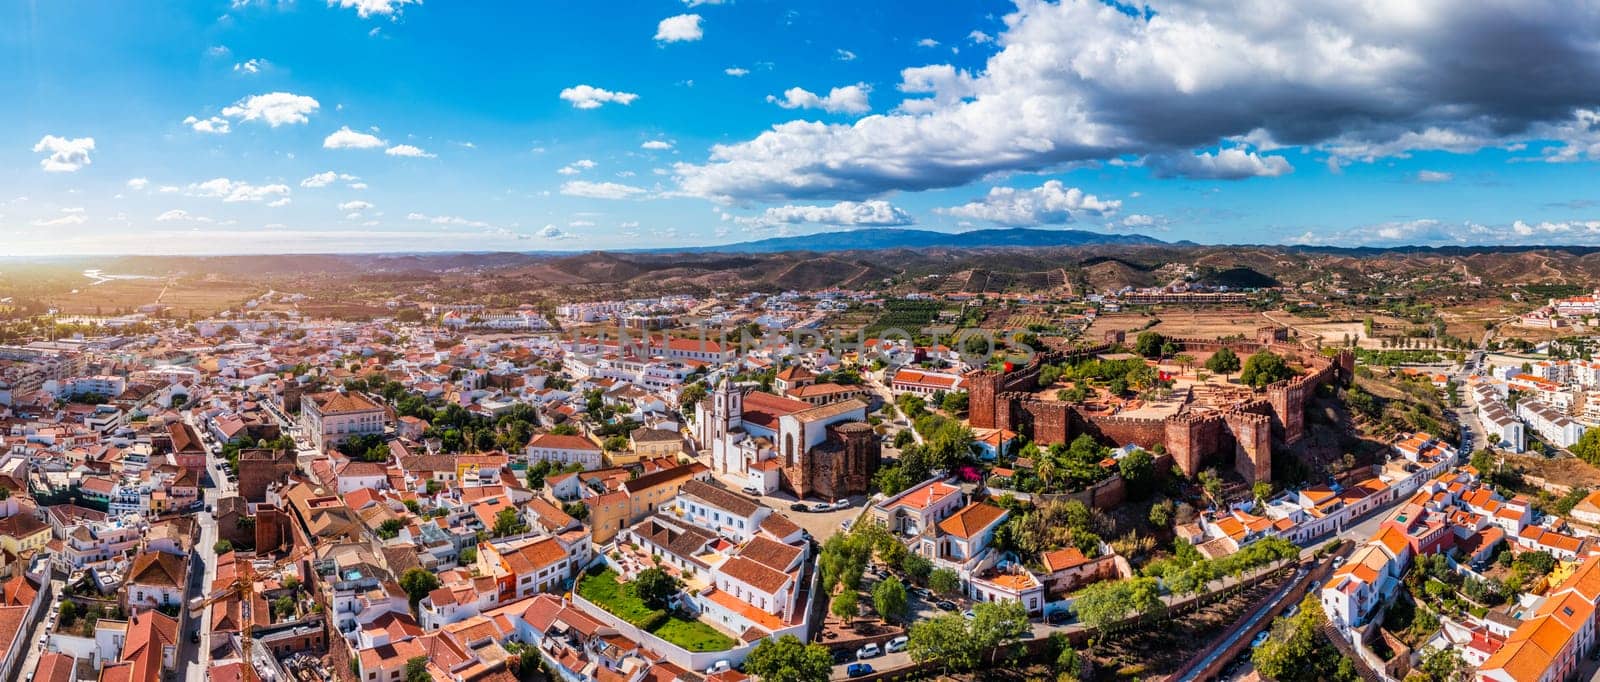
[653,617,737,652]
[578,567,736,652]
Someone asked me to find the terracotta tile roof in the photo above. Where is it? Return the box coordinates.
[740,391,812,430]
[308,390,383,414]
[528,433,602,451]
[938,502,1007,540]
[680,479,762,517]
[717,556,792,594]
[736,536,803,572]
[883,480,961,512]
[129,551,187,588]
[1041,548,1089,573]
[758,513,802,540]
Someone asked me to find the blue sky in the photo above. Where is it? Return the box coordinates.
[5,0,1600,255]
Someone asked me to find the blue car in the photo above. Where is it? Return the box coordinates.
[846,663,874,678]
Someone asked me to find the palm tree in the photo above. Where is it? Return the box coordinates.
[1173,354,1195,376]
[1036,457,1057,493]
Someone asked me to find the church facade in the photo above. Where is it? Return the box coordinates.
[694,379,881,501]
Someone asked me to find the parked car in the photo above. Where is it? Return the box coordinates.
[790,502,809,512]
[962,609,975,620]
[856,643,881,660]
[885,636,909,653]
[846,663,874,678]
[741,485,761,496]
[830,499,851,510]
[1046,610,1070,625]
[704,660,732,675]
[840,518,854,531]
[832,648,853,664]
[1251,631,1270,648]
[811,502,833,512]
[935,600,957,611]
[910,587,932,600]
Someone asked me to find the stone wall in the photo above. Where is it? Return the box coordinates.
[1073,412,1167,451]
[964,327,1357,485]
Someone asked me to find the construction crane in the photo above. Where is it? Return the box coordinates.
[191,544,315,682]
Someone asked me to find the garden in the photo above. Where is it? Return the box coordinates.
[576,566,737,652]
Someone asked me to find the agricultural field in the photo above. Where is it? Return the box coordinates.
[1092,308,1269,340]
[49,276,262,317]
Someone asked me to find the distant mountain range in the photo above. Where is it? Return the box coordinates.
[648,227,1165,253]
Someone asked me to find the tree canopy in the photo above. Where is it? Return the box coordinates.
[1240,350,1294,388]
[742,635,832,682]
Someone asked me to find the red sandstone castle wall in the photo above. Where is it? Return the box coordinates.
[964,329,1355,484]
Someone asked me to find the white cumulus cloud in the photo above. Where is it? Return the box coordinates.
[183,116,232,134]
[323,126,387,149]
[756,200,913,228]
[186,178,292,203]
[641,140,675,150]
[939,181,1120,226]
[32,135,95,172]
[559,85,639,109]
[655,14,703,42]
[676,1,1600,201]
[220,92,319,127]
[300,171,360,188]
[766,83,871,114]
[328,0,417,18]
[385,144,435,158]
[1148,149,1294,180]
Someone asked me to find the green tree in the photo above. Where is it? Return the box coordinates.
[940,390,969,415]
[831,589,859,621]
[1205,347,1241,378]
[873,465,911,496]
[1418,645,1468,682]
[970,599,1030,665]
[907,614,979,674]
[405,656,432,682]
[1118,449,1155,498]
[1574,428,1600,465]
[634,567,679,609]
[1240,350,1294,388]
[929,568,961,597]
[1252,595,1355,682]
[900,553,933,585]
[678,382,707,409]
[492,507,527,537]
[399,568,441,612]
[1198,468,1224,507]
[213,539,233,554]
[1134,331,1165,358]
[377,518,405,540]
[873,576,909,624]
[1148,499,1175,528]
[1253,481,1274,504]
[742,635,832,682]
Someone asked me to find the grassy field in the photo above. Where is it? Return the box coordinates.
[578,567,736,652]
[1092,308,1268,340]
[50,276,261,316]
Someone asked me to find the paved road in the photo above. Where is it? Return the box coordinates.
[17,577,63,677]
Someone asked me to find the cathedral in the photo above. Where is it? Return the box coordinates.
[693,378,881,501]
